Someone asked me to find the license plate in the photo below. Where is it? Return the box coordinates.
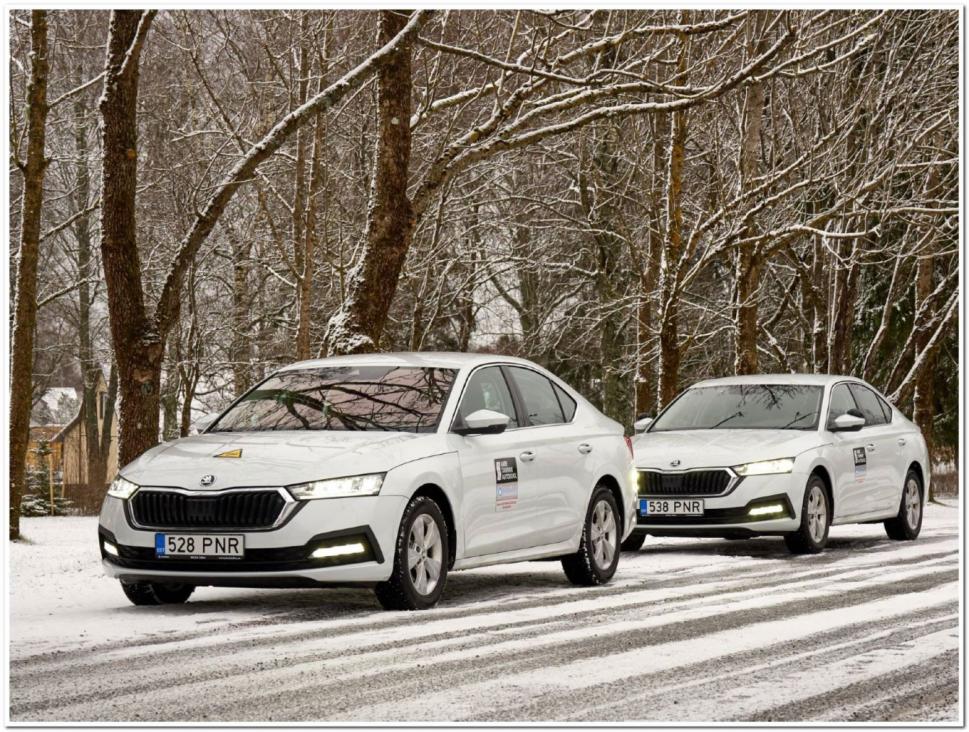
[155,533,244,558]
[640,498,704,516]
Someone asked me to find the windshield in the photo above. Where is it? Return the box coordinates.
[209,366,457,433]
[650,384,824,432]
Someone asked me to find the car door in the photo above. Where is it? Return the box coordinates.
[505,366,587,546]
[824,383,872,521]
[848,383,899,513]
[452,366,544,558]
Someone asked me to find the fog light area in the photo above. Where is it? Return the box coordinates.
[748,503,786,517]
[311,542,366,559]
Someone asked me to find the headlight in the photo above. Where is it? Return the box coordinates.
[107,475,139,499]
[287,473,385,500]
[733,458,795,476]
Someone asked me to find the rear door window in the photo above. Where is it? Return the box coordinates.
[508,367,565,426]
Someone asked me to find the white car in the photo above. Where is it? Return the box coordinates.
[98,353,636,610]
[624,374,929,554]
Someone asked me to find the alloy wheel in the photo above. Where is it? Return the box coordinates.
[590,499,618,569]
[807,485,828,544]
[904,478,921,529]
[407,513,443,595]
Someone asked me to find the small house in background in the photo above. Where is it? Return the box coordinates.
[28,371,119,512]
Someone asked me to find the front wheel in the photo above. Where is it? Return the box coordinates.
[562,485,621,585]
[884,470,923,540]
[784,475,830,555]
[121,581,194,606]
[375,495,449,611]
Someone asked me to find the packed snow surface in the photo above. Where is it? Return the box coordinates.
[8,501,960,723]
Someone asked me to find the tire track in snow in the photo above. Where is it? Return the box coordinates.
[9,521,960,723]
[9,546,955,717]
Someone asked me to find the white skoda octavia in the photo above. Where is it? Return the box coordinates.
[99,353,636,610]
[625,375,929,555]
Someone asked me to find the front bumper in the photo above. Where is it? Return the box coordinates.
[98,493,406,587]
[632,472,805,538]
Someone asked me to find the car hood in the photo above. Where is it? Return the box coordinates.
[632,429,821,470]
[120,431,449,490]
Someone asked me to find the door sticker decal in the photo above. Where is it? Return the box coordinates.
[494,457,519,511]
[853,446,867,481]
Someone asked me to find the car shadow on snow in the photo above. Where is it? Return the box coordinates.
[640,533,905,560]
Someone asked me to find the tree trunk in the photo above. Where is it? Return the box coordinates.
[323,11,415,355]
[635,114,668,418]
[297,112,326,358]
[911,253,937,473]
[827,234,861,374]
[733,246,763,374]
[9,10,49,540]
[72,82,109,490]
[657,20,689,408]
[98,10,162,467]
[732,16,766,375]
[229,229,252,396]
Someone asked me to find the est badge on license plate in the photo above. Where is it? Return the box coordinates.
[640,498,704,516]
[155,533,245,558]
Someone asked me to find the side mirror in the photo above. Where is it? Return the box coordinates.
[832,412,865,432]
[454,409,510,436]
[634,416,654,434]
[191,413,219,435]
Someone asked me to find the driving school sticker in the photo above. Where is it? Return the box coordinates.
[495,457,518,511]
[853,446,867,481]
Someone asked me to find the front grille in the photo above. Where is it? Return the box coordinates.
[639,470,732,496]
[130,489,286,529]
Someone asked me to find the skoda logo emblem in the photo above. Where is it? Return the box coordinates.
[670,459,681,468]
[200,474,216,487]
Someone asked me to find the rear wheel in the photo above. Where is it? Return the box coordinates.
[620,531,646,552]
[375,495,449,611]
[784,475,829,554]
[885,470,923,540]
[121,581,194,606]
[562,485,620,585]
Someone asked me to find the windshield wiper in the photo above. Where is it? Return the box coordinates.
[710,410,743,428]
[781,411,816,429]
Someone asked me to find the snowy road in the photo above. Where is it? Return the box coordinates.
[8,501,961,723]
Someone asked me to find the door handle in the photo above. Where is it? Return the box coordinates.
[519,451,536,462]
[866,443,876,452]
[897,437,907,446]
[577,443,593,454]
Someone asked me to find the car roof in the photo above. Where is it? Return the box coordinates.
[689,373,865,389]
[276,351,542,372]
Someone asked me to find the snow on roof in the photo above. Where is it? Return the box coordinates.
[30,387,80,427]
[277,351,540,372]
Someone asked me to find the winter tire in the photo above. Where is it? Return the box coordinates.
[784,475,830,555]
[620,531,646,552]
[121,581,194,606]
[885,469,923,541]
[562,484,620,585]
[375,495,449,611]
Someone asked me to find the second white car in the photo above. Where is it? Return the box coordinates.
[625,374,929,554]
[98,353,636,610]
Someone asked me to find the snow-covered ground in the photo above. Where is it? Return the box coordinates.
[8,501,961,723]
